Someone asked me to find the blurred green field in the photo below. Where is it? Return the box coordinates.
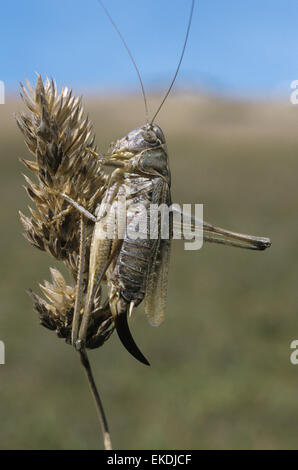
[1,92,298,449]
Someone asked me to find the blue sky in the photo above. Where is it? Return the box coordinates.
[1,0,298,99]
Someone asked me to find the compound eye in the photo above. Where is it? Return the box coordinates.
[143,130,158,144]
[152,125,165,143]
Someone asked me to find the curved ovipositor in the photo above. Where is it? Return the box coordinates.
[114,310,150,366]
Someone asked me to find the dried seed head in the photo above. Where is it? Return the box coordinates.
[17,75,107,275]
[17,75,114,349]
[27,269,114,348]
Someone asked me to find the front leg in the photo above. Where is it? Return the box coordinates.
[60,193,97,222]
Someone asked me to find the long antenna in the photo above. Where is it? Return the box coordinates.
[150,0,195,124]
[97,0,149,123]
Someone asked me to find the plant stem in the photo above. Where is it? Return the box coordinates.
[79,349,112,450]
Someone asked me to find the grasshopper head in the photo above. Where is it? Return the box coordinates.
[110,124,166,154]
[109,124,170,184]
